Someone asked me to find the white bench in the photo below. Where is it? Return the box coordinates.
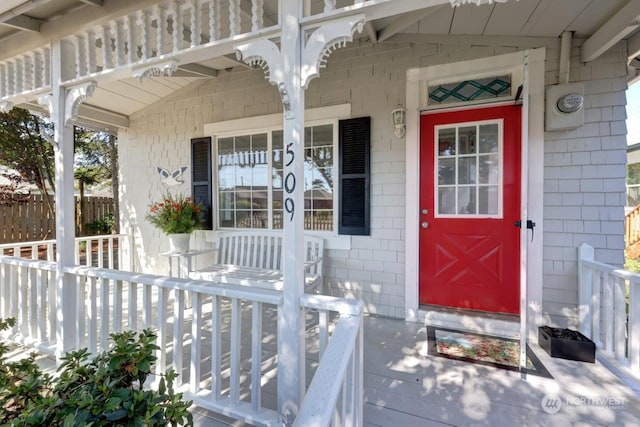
[189,231,324,293]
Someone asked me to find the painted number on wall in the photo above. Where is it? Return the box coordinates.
[284,142,295,222]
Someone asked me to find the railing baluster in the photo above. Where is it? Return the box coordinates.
[211,295,221,399]
[614,278,627,361]
[86,30,97,74]
[251,0,263,32]
[88,276,97,354]
[28,267,37,338]
[591,269,601,346]
[77,275,86,349]
[9,263,17,320]
[604,273,614,354]
[142,283,152,327]
[156,286,168,376]
[190,292,202,393]
[108,237,114,269]
[114,19,126,67]
[630,281,640,373]
[230,298,241,404]
[48,269,55,343]
[172,1,184,53]
[156,5,168,56]
[229,0,240,36]
[113,279,123,333]
[128,281,138,331]
[37,269,46,342]
[101,24,113,71]
[75,35,87,78]
[173,288,185,386]
[251,301,262,411]
[190,0,202,48]
[0,63,5,97]
[208,0,220,41]
[100,278,111,351]
[98,238,104,268]
[139,10,152,60]
[126,14,138,64]
[319,309,328,358]
[19,267,28,337]
[0,264,8,318]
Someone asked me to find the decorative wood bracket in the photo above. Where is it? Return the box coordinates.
[132,60,178,82]
[36,94,52,114]
[236,14,365,115]
[65,81,96,126]
[235,40,293,117]
[0,101,13,113]
[301,15,364,89]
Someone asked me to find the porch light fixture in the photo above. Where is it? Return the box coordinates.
[450,0,511,6]
[556,93,584,114]
[391,107,406,138]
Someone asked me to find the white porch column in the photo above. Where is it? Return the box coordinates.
[236,4,363,421]
[52,40,77,358]
[279,0,306,419]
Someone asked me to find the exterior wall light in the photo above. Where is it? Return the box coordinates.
[392,107,406,138]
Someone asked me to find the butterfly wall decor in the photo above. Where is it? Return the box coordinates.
[157,166,187,187]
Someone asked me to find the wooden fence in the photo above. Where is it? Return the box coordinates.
[0,194,113,243]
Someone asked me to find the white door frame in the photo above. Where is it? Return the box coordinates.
[404,48,546,340]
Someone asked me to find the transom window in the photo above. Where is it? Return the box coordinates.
[216,123,335,231]
[428,75,512,106]
[435,120,503,218]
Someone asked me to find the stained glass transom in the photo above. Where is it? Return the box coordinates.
[429,75,511,105]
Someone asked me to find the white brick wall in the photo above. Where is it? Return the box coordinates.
[118,35,628,322]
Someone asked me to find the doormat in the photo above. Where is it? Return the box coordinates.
[426,326,552,378]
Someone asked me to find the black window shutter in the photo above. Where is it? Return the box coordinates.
[191,137,212,230]
[339,117,370,235]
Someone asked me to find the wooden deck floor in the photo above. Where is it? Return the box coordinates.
[16,314,640,426]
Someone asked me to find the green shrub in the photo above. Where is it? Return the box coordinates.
[0,321,193,426]
[85,212,115,235]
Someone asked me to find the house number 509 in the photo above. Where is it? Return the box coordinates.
[284,142,295,222]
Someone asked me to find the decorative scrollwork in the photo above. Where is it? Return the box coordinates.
[132,60,178,82]
[301,15,365,89]
[65,81,96,126]
[236,40,294,118]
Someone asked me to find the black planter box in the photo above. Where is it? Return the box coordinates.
[538,326,596,363]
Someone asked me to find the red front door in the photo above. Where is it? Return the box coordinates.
[419,105,521,314]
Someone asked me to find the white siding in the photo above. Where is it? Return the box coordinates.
[118,35,628,322]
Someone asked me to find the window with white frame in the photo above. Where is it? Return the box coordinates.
[215,123,336,231]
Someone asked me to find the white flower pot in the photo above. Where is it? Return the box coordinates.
[167,233,190,253]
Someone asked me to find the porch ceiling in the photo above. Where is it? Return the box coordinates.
[3,0,640,130]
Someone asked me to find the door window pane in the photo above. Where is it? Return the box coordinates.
[435,120,502,217]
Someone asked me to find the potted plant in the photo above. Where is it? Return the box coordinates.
[146,192,204,253]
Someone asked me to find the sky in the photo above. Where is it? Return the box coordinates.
[628,83,640,145]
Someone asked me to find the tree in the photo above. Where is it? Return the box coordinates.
[74,166,102,235]
[0,108,55,216]
[74,127,120,233]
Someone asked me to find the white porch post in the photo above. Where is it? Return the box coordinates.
[235,4,363,421]
[52,41,77,358]
[279,0,306,419]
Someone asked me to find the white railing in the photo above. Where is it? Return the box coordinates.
[61,0,279,83]
[0,234,127,270]
[0,257,56,353]
[578,243,640,376]
[0,253,364,426]
[297,295,363,427]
